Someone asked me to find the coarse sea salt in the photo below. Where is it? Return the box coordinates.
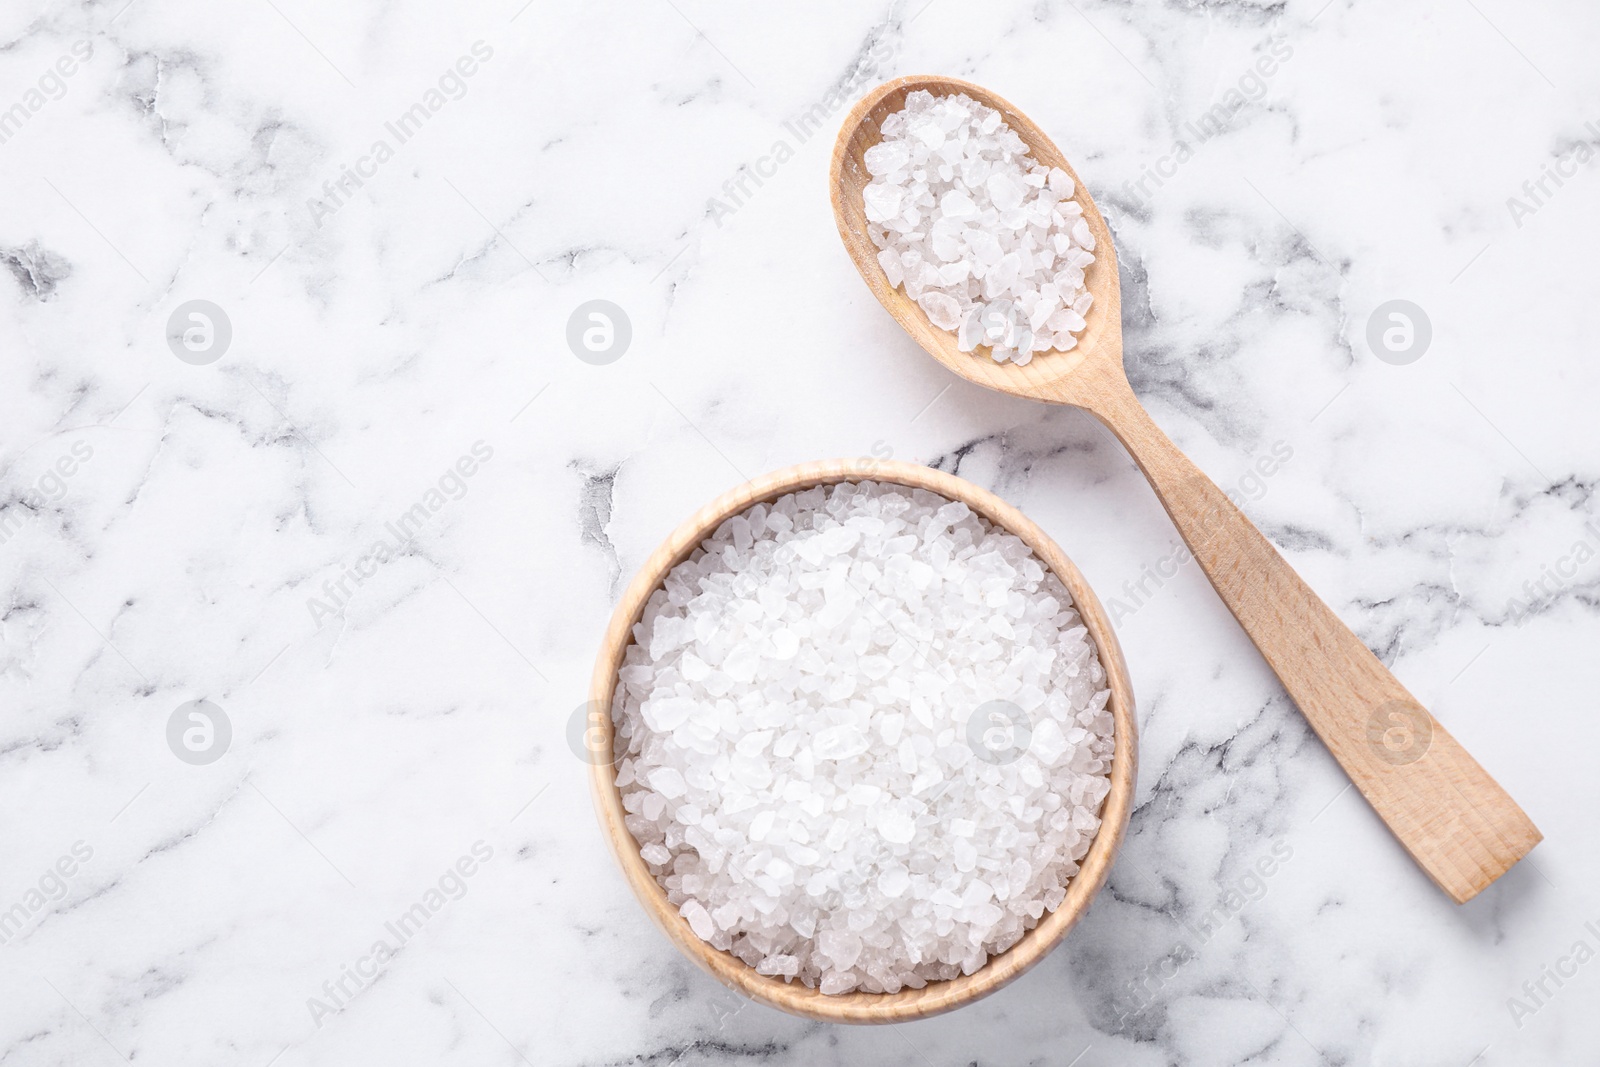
[862,90,1097,367]
[612,481,1115,994]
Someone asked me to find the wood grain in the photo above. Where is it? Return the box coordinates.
[588,458,1139,1023]
[830,75,1540,904]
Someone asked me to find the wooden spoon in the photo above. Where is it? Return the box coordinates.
[831,75,1539,904]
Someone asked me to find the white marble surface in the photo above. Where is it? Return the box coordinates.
[2,0,1598,1063]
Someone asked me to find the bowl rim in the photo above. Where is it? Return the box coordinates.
[587,458,1138,1024]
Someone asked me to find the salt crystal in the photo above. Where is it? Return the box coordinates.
[863,182,903,223]
[814,724,870,761]
[817,928,863,970]
[918,292,962,331]
[939,189,977,219]
[957,307,985,353]
[878,807,916,844]
[749,809,775,841]
[648,767,687,798]
[864,140,910,176]
[1071,218,1094,251]
[820,970,856,995]
[682,899,715,940]
[877,248,904,288]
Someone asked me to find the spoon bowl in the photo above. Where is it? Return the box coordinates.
[589,459,1138,1023]
[831,77,1540,904]
[830,75,1123,402]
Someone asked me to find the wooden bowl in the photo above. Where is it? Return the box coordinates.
[587,459,1138,1023]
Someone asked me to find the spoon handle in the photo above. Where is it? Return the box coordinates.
[1075,371,1540,903]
